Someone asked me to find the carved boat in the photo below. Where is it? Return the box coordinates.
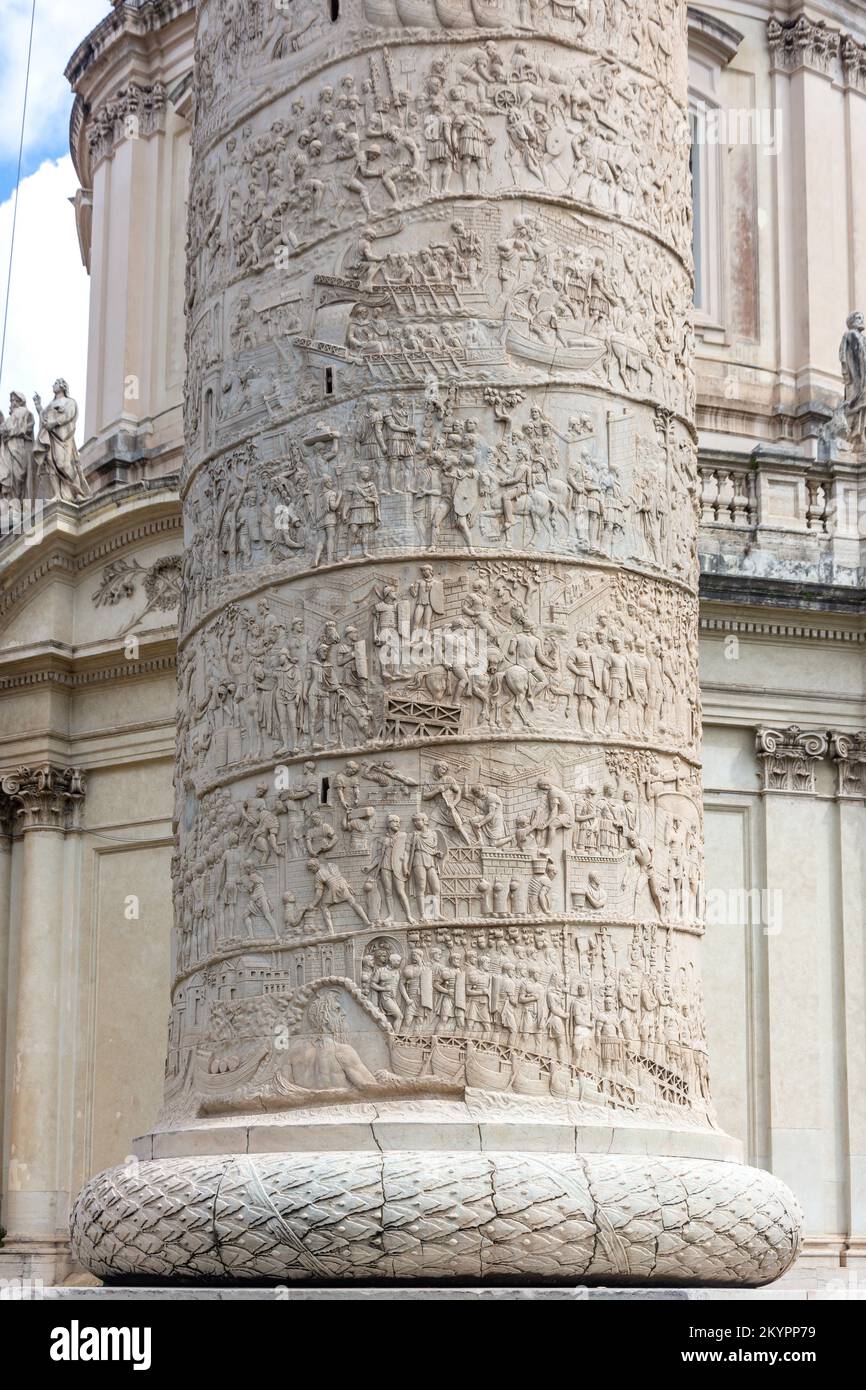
[364,0,399,23]
[506,328,606,372]
[396,0,438,26]
[430,1037,466,1082]
[549,1062,581,1099]
[390,1037,427,1077]
[511,1054,552,1096]
[471,0,508,27]
[465,1042,512,1091]
[434,0,475,27]
[195,1044,269,1095]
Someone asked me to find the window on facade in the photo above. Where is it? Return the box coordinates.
[690,110,704,312]
[688,96,723,329]
[329,0,340,21]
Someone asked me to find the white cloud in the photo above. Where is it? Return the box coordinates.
[0,0,112,163]
[0,156,90,436]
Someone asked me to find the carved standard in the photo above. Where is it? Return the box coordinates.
[71,0,801,1285]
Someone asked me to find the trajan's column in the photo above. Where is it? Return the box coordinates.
[72,0,801,1285]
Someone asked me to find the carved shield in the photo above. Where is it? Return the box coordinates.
[454,969,467,1012]
[452,474,480,517]
[545,126,569,159]
[420,966,434,1012]
[430,579,446,615]
[353,638,369,681]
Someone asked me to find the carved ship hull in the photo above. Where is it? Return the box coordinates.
[396,0,438,26]
[195,1044,270,1096]
[434,0,506,27]
[507,328,606,372]
[465,1041,512,1091]
[471,0,508,27]
[364,0,399,22]
[550,1062,577,1099]
[430,1037,466,1082]
[511,1054,553,1096]
[390,1036,428,1077]
[364,0,505,25]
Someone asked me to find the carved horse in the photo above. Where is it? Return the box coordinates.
[506,479,572,545]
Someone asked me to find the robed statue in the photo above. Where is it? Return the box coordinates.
[0,391,35,500]
[33,379,90,502]
[840,310,866,452]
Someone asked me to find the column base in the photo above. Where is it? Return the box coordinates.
[0,1237,77,1286]
[71,1123,801,1286]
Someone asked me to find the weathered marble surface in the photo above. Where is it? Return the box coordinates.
[70,0,801,1284]
[24,1285,856,1301]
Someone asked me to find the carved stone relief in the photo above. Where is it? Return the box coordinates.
[87,82,169,168]
[0,765,86,831]
[71,0,802,1287]
[830,730,866,799]
[756,725,829,795]
[166,0,704,1131]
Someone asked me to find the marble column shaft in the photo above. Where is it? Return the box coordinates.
[71,0,801,1286]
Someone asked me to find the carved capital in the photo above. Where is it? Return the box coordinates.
[840,36,866,93]
[830,731,866,798]
[767,15,840,76]
[0,765,86,832]
[87,82,168,168]
[756,726,828,794]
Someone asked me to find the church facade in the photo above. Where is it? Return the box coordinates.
[0,0,863,1285]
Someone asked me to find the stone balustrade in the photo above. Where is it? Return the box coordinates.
[699,449,865,593]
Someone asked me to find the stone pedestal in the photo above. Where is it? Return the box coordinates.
[71,0,800,1284]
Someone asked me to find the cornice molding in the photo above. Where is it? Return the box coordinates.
[65,1,196,90]
[65,0,195,189]
[688,7,744,70]
[700,572,866,616]
[0,653,177,694]
[700,614,865,643]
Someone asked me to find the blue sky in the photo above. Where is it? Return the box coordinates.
[0,1,111,184]
[0,146,60,205]
[0,1,111,427]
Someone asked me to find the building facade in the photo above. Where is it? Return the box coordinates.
[0,0,863,1284]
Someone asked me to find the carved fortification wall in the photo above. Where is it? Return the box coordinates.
[65,0,801,1284]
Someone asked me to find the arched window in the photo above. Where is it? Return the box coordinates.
[329,0,340,21]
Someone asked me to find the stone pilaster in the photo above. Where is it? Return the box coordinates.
[0,799,13,1255]
[0,767,84,1282]
[829,731,866,1266]
[71,0,800,1285]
